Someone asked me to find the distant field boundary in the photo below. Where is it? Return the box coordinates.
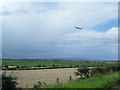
[2,59,117,70]
[2,66,79,70]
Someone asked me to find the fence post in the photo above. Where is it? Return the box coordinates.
[69,76,72,80]
[57,78,59,84]
[26,84,28,88]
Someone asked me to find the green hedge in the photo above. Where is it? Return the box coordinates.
[75,63,120,79]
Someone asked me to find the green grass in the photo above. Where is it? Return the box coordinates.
[0,60,2,65]
[47,72,120,88]
[2,60,108,67]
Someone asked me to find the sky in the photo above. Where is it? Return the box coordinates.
[0,2,118,60]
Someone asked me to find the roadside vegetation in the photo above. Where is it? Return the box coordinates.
[46,63,120,88]
[47,71,119,88]
[2,72,17,90]
[75,63,119,79]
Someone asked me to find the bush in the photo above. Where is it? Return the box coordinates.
[96,67,105,74]
[33,81,47,88]
[21,66,27,68]
[75,63,120,79]
[36,65,41,67]
[75,67,90,79]
[89,68,98,76]
[52,64,57,68]
[2,72,17,90]
[16,66,19,68]
[42,65,46,67]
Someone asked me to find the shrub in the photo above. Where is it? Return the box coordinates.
[89,68,98,76]
[42,65,46,67]
[21,66,27,68]
[33,81,47,88]
[96,67,105,74]
[37,65,41,67]
[75,67,90,79]
[75,63,120,79]
[34,65,41,67]
[16,66,19,68]
[2,72,17,90]
[52,64,57,68]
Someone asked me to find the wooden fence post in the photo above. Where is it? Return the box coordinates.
[57,78,59,84]
[69,76,72,80]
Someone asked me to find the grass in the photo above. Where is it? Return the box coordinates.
[47,72,120,88]
[2,59,109,67]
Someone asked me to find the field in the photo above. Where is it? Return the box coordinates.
[3,68,78,88]
[2,59,110,67]
[3,68,120,89]
[48,71,120,88]
[2,60,119,89]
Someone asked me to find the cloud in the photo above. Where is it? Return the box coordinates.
[2,2,118,60]
[55,27,118,60]
[63,27,118,47]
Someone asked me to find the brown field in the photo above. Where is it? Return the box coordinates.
[3,68,78,88]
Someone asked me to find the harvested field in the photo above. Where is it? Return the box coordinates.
[3,68,78,88]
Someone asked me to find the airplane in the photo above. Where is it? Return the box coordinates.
[74,26,82,30]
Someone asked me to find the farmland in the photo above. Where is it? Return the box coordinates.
[2,59,111,67]
[3,68,78,88]
[2,59,119,89]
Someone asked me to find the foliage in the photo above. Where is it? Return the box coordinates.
[75,67,90,79]
[33,81,48,88]
[52,64,57,68]
[42,65,46,67]
[75,63,120,79]
[20,66,28,68]
[34,65,41,67]
[47,72,120,88]
[2,72,17,90]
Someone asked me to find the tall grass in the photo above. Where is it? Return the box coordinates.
[47,72,119,88]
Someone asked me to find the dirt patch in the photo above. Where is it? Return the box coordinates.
[3,68,78,88]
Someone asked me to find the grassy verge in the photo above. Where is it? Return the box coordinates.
[47,72,120,88]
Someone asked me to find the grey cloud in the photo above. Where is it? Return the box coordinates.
[2,2,118,60]
[0,9,29,16]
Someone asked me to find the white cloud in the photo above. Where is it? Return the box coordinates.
[62,27,118,47]
[1,2,117,27]
[2,2,118,60]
